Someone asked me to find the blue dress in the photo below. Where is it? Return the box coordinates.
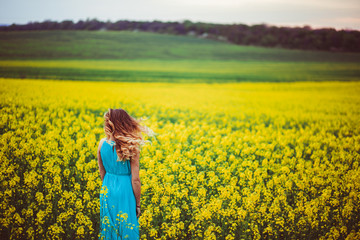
[99,139,139,239]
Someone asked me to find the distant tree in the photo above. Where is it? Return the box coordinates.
[38,20,59,30]
[341,31,360,51]
[60,20,74,30]
[73,20,85,30]
[174,22,186,35]
[0,19,359,52]
[84,18,104,30]
[261,34,277,47]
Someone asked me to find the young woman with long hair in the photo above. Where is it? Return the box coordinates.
[97,108,151,239]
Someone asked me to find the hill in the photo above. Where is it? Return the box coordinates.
[0,31,359,82]
[1,19,360,52]
[1,31,359,62]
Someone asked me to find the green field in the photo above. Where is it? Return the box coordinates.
[0,31,359,82]
[1,30,360,239]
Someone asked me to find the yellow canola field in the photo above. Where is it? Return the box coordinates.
[1,78,360,239]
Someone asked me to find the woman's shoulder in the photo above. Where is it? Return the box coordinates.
[97,138,107,153]
[98,138,107,148]
[100,137,116,148]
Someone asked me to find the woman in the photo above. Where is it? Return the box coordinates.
[97,108,147,239]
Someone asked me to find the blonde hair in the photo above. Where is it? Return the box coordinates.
[103,108,153,161]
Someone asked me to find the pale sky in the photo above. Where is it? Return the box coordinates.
[1,0,359,30]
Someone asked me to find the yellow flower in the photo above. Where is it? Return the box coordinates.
[2,79,360,239]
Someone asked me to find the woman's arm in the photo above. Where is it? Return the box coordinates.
[97,139,106,181]
[130,150,141,216]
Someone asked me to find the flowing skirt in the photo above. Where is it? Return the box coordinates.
[99,173,139,240]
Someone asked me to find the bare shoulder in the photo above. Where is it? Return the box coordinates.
[100,137,107,144]
[98,138,107,151]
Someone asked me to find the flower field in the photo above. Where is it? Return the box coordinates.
[1,78,360,239]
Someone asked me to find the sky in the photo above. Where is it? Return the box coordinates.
[1,0,359,30]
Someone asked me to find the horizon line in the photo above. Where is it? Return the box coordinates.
[0,18,359,32]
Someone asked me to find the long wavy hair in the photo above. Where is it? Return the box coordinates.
[103,108,149,161]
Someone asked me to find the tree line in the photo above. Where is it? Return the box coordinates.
[1,19,359,52]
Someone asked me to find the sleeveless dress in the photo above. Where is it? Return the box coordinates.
[99,139,139,240]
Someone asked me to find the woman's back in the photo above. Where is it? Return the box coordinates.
[99,138,139,239]
[101,139,131,175]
